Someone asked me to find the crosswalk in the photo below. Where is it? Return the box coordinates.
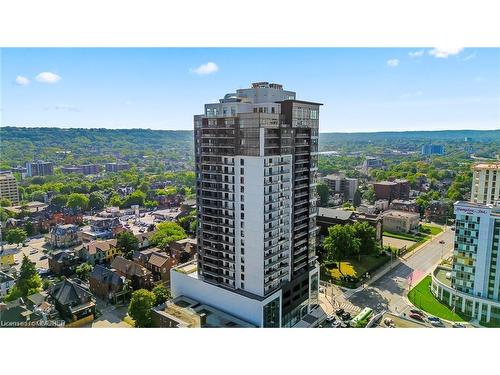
[336,302,361,313]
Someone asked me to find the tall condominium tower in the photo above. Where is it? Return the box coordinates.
[170,82,321,327]
[471,162,500,205]
[0,171,20,204]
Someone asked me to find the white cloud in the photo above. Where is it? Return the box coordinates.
[35,71,62,83]
[191,62,219,75]
[386,59,399,68]
[15,75,30,86]
[428,47,464,58]
[408,50,424,58]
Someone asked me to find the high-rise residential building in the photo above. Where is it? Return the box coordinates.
[0,171,20,204]
[421,144,445,156]
[471,162,500,205]
[322,173,358,202]
[25,160,54,177]
[170,82,321,327]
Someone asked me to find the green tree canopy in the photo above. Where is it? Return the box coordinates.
[152,285,171,305]
[323,225,361,275]
[6,228,27,247]
[116,230,140,259]
[316,183,330,206]
[75,263,94,281]
[88,191,106,210]
[151,221,187,249]
[128,289,156,328]
[67,193,89,211]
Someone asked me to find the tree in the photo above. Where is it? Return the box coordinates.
[352,189,362,207]
[362,186,376,204]
[14,254,42,298]
[0,198,12,207]
[6,228,27,247]
[67,193,89,211]
[51,194,68,208]
[151,221,187,249]
[24,220,35,237]
[108,193,123,207]
[323,225,360,275]
[152,285,171,305]
[352,221,378,255]
[128,289,156,328]
[116,231,139,259]
[88,191,106,210]
[30,190,46,202]
[316,183,330,206]
[122,191,146,208]
[76,263,93,281]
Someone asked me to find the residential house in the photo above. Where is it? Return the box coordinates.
[169,238,197,263]
[0,246,19,267]
[88,265,129,304]
[0,271,15,297]
[49,224,81,249]
[0,292,59,326]
[81,216,123,242]
[48,249,81,276]
[135,231,155,250]
[389,199,420,213]
[316,207,382,242]
[133,247,161,267]
[110,256,153,290]
[424,200,452,224]
[146,252,177,283]
[48,278,96,326]
[78,239,120,266]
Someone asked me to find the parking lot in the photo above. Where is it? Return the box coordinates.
[4,236,50,273]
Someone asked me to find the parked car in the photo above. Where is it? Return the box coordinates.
[326,315,336,323]
[341,312,351,321]
[452,323,466,328]
[427,316,441,322]
[439,240,445,244]
[29,249,38,255]
[335,308,345,316]
[430,320,445,327]
[410,309,425,316]
[409,313,424,321]
[39,255,48,260]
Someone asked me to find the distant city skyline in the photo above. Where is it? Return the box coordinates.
[1,48,499,132]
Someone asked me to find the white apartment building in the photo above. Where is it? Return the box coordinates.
[471,162,500,205]
[171,82,322,327]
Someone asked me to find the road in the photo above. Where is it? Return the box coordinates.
[348,227,454,314]
[321,227,456,327]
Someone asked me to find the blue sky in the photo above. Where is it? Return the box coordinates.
[1,48,499,132]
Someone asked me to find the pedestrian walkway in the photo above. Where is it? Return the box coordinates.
[337,302,361,313]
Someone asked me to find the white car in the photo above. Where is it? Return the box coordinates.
[29,249,38,255]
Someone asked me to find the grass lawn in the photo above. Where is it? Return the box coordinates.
[383,231,429,243]
[321,254,389,283]
[408,276,466,322]
[421,224,443,236]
